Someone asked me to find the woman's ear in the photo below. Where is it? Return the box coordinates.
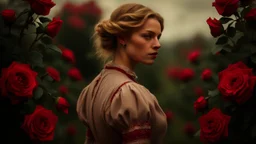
[117,36,125,45]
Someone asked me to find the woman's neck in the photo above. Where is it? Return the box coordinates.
[112,53,136,71]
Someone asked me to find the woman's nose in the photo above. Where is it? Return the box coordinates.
[153,39,161,49]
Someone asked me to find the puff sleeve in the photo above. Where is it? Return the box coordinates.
[104,82,167,144]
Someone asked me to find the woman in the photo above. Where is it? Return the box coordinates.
[76,3,167,144]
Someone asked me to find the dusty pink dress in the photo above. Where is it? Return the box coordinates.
[76,61,167,144]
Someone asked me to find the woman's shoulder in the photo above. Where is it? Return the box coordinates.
[110,81,157,105]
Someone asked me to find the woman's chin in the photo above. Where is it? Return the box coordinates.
[142,60,155,65]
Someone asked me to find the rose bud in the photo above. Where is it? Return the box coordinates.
[1,9,16,23]
[194,96,208,113]
[56,97,70,114]
[201,68,212,81]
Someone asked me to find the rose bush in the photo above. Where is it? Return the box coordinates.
[194,0,256,143]
[0,0,72,143]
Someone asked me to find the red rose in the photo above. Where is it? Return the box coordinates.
[60,46,76,64]
[0,62,37,98]
[56,97,70,114]
[166,67,182,80]
[66,124,77,136]
[67,15,86,29]
[46,17,63,38]
[29,0,56,15]
[183,122,196,136]
[216,51,221,55]
[62,2,81,15]
[188,50,200,63]
[22,105,58,141]
[212,0,239,16]
[80,1,102,16]
[245,8,256,21]
[199,108,230,143]
[179,68,194,81]
[218,61,256,104]
[59,85,68,94]
[46,66,60,81]
[194,87,204,96]
[68,67,83,81]
[1,9,16,22]
[206,17,224,37]
[165,110,173,122]
[201,68,212,81]
[194,96,207,112]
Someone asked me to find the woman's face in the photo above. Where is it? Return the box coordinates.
[123,18,162,65]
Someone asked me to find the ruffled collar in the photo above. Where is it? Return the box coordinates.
[104,61,138,82]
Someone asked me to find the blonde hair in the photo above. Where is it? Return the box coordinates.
[93,3,164,63]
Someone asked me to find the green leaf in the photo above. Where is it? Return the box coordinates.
[22,99,36,114]
[44,75,54,82]
[235,21,244,32]
[36,76,42,85]
[208,92,221,108]
[39,17,52,23]
[236,35,247,45]
[28,51,44,68]
[250,53,256,64]
[246,43,256,53]
[241,6,251,17]
[194,130,200,137]
[222,101,236,113]
[219,17,233,24]
[247,30,256,42]
[208,88,220,97]
[222,44,233,52]
[40,36,52,44]
[216,36,228,45]
[226,27,236,37]
[36,22,45,34]
[47,44,62,54]
[33,86,44,100]
[211,45,223,54]
[36,42,46,50]
[17,8,30,18]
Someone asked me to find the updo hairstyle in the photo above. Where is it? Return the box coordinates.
[93,3,164,62]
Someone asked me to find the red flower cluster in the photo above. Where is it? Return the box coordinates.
[166,67,194,82]
[62,1,102,16]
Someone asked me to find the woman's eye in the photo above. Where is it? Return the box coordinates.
[142,34,152,40]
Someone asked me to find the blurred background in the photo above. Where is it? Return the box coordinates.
[0,0,227,143]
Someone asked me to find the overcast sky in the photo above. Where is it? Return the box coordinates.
[50,0,221,43]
